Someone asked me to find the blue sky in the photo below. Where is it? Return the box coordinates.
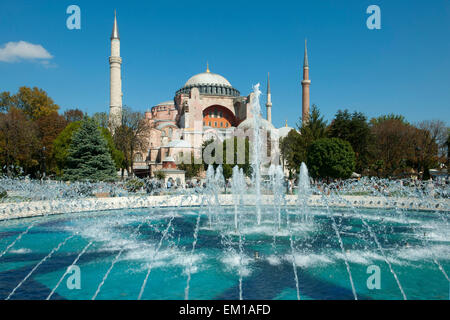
[0,0,449,128]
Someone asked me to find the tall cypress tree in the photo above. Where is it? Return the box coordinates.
[63,118,117,182]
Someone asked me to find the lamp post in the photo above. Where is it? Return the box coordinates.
[42,146,46,180]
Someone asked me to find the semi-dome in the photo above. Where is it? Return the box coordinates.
[278,126,295,139]
[237,118,277,133]
[184,72,231,87]
[156,122,177,130]
[156,100,174,106]
[163,139,192,149]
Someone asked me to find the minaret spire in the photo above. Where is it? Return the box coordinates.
[301,38,311,125]
[266,72,272,124]
[111,10,120,40]
[109,10,123,132]
[303,38,308,67]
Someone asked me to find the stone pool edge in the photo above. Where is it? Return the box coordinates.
[0,194,448,221]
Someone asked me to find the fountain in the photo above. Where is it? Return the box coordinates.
[0,85,448,300]
[298,162,311,222]
[251,84,263,225]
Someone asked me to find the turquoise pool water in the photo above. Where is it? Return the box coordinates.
[0,206,448,300]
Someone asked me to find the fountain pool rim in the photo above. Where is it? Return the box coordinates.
[0,193,448,222]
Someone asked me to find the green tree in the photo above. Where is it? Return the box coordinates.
[53,120,123,176]
[279,129,302,177]
[99,127,125,171]
[177,154,203,179]
[297,104,328,143]
[297,104,328,163]
[280,105,327,176]
[306,138,356,179]
[328,109,372,173]
[62,118,117,182]
[53,121,82,175]
[154,171,166,181]
[370,114,408,125]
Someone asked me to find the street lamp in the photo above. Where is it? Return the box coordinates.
[42,146,46,180]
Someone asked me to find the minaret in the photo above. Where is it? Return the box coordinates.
[109,10,122,132]
[301,39,311,124]
[266,72,272,123]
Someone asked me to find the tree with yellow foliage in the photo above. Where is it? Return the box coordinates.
[0,86,59,120]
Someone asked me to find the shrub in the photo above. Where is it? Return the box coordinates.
[307,138,356,179]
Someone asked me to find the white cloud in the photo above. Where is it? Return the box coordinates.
[0,41,53,63]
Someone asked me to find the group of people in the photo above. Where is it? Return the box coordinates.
[136,175,449,198]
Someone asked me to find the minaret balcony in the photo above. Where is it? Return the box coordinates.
[109,56,122,64]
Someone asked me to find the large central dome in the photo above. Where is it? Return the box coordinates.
[176,67,240,97]
[184,72,232,87]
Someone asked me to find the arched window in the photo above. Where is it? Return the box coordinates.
[134,153,143,162]
[203,105,236,128]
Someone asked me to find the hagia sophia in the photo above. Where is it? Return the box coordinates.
[107,12,310,181]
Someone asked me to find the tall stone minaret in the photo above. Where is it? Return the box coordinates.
[266,72,272,124]
[109,10,122,132]
[301,39,311,124]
